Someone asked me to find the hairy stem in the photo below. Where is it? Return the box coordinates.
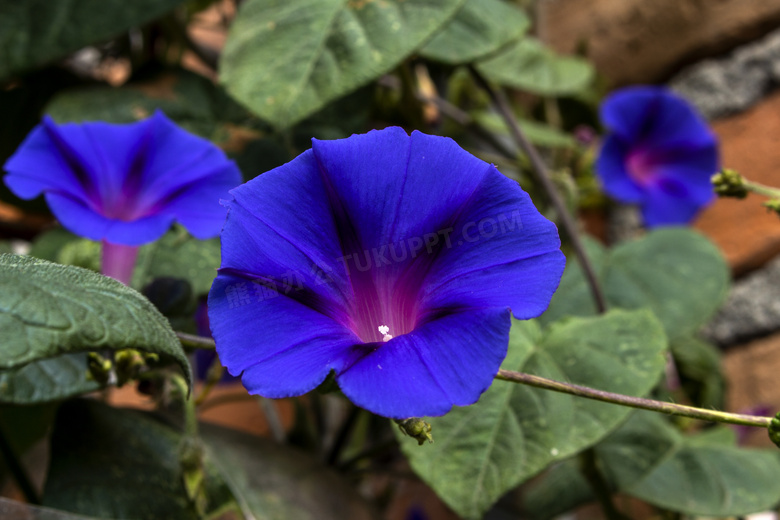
[496,370,771,428]
[194,356,224,406]
[744,179,780,199]
[177,331,216,350]
[470,67,607,313]
[173,331,770,428]
[171,374,198,438]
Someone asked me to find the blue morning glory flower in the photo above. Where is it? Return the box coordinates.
[208,127,565,418]
[595,86,719,227]
[3,111,241,282]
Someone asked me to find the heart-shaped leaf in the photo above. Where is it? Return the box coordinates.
[419,0,529,64]
[0,354,100,405]
[398,309,666,519]
[219,0,466,128]
[597,411,780,516]
[475,38,594,96]
[0,0,186,80]
[43,399,231,520]
[0,254,191,392]
[541,228,730,341]
[44,399,379,520]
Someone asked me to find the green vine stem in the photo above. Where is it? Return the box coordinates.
[174,335,773,429]
[744,179,780,199]
[176,331,216,350]
[496,369,772,428]
[170,373,198,438]
[469,66,607,314]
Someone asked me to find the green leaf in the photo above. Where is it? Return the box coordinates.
[45,68,250,140]
[521,460,594,520]
[0,354,100,405]
[200,423,379,520]
[670,335,725,409]
[29,227,221,297]
[398,309,666,520]
[542,228,730,341]
[43,399,232,520]
[604,229,729,340]
[472,110,576,149]
[0,403,58,455]
[44,399,378,520]
[0,497,100,520]
[219,0,467,128]
[0,254,191,389]
[28,229,79,263]
[475,38,594,96]
[0,0,187,80]
[132,229,221,297]
[419,0,529,64]
[597,411,780,516]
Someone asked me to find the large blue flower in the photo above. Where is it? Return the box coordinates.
[595,86,719,227]
[4,111,241,246]
[208,127,565,418]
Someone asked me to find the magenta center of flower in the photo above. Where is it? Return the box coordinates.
[101,191,145,221]
[344,249,426,344]
[626,149,657,186]
[91,131,156,222]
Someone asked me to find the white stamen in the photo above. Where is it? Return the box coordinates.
[378,325,393,342]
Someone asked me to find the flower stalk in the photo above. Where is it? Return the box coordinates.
[495,369,772,428]
[712,169,780,216]
[101,240,140,285]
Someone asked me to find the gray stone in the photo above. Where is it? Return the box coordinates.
[703,256,780,347]
[606,204,643,244]
[670,27,780,120]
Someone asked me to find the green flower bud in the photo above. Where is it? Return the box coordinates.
[764,199,780,217]
[769,412,780,449]
[712,169,748,199]
[115,349,145,387]
[396,417,433,446]
[86,352,112,385]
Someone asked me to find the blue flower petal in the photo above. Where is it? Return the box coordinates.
[601,86,715,150]
[209,273,359,396]
[209,127,564,418]
[4,111,240,245]
[596,86,719,227]
[162,171,243,239]
[45,192,175,245]
[649,145,718,206]
[403,140,565,318]
[219,151,354,317]
[641,180,704,227]
[337,307,511,418]
[132,112,241,225]
[4,117,104,204]
[312,129,564,320]
[310,127,413,251]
